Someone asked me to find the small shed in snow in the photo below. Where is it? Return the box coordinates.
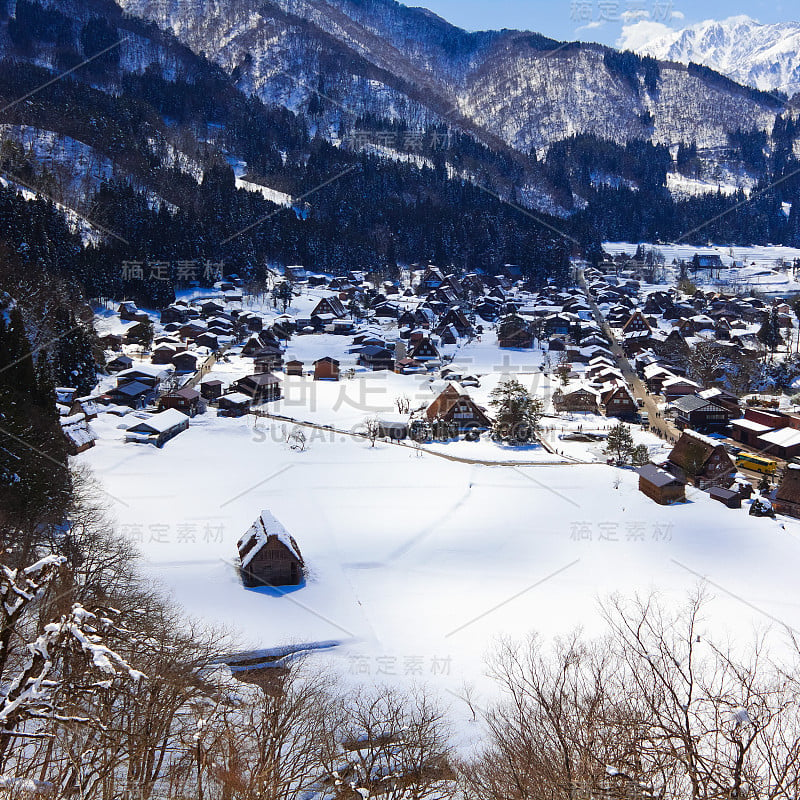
[238,511,304,588]
[125,409,189,447]
[637,463,686,505]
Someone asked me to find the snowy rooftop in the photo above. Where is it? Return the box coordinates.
[730,418,775,433]
[683,429,724,448]
[237,511,300,568]
[126,409,189,435]
[758,428,800,448]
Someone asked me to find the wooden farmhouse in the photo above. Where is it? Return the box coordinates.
[409,337,440,361]
[285,360,304,376]
[310,296,347,319]
[217,392,251,416]
[253,345,284,373]
[773,466,800,519]
[661,376,702,402]
[602,385,638,419]
[498,314,533,348]
[637,463,686,505]
[158,387,201,417]
[105,380,154,408]
[106,354,133,372]
[238,511,305,588]
[233,373,282,402]
[314,357,340,381]
[553,383,601,414]
[621,311,652,335]
[426,383,491,430]
[709,486,742,509]
[358,346,394,371]
[200,379,223,401]
[68,396,98,420]
[151,343,180,364]
[672,395,731,432]
[61,414,97,455]
[666,430,735,488]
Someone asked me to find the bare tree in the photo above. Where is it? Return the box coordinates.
[462,632,621,800]
[363,416,382,447]
[287,426,308,452]
[396,395,412,415]
[689,340,727,387]
[318,685,455,800]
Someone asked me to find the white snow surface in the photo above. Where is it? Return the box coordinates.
[80,405,800,708]
[81,284,800,732]
[626,15,800,98]
[604,242,800,294]
[235,177,293,207]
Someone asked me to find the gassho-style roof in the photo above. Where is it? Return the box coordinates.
[237,511,303,569]
[559,382,601,398]
[776,464,800,504]
[668,429,728,471]
[426,382,490,422]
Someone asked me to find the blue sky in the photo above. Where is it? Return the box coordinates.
[412,0,795,45]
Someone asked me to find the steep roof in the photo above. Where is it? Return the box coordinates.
[776,465,800,505]
[426,382,489,424]
[237,511,303,569]
[668,430,730,474]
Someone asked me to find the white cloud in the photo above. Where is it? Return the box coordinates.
[575,20,606,33]
[616,20,679,52]
[621,9,651,24]
[671,11,686,20]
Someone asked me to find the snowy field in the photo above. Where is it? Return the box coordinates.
[80,407,800,723]
[604,242,800,294]
[82,279,800,730]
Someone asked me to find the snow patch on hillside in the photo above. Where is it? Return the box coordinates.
[235,177,294,206]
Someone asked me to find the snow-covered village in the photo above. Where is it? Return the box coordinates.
[6,0,800,796]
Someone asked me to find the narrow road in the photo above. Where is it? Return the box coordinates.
[187,343,234,388]
[577,269,680,445]
[248,408,602,468]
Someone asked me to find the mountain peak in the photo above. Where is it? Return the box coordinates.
[630,15,800,97]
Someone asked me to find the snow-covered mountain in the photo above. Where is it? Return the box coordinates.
[629,15,800,99]
[116,0,785,159]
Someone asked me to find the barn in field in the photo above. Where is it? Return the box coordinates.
[238,511,305,588]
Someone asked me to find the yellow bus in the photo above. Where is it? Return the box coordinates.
[735,452,778,475]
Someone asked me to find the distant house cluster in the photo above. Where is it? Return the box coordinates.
[588,252,800,516]
[56,387,98,455]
